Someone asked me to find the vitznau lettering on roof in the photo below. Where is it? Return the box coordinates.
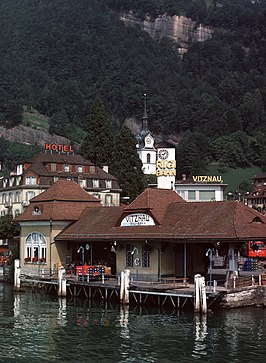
[192,175,223,183]
[121,213,155,226]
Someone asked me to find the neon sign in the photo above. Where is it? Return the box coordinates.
[45,143,74,153]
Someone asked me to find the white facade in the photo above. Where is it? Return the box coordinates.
[137,134,157,175]
[175,182,226,202]
[157,147,176,190]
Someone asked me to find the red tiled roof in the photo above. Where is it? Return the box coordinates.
[31,179,100,202]
[15,180,100,222]
[125,188,184,223]
[55,198,266,243]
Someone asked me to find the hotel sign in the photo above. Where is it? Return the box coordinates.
[45,143,74,153]
[121,213,155,227]
[192,175,223,183]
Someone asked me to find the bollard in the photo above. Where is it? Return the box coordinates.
[58,267,67,297]
[194,274,201,313]
[200,276,207,314]
[14,259,21,292]
[120,270,125,303]
[124,269,130,304]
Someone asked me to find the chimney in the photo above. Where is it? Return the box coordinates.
[16,164,23,175]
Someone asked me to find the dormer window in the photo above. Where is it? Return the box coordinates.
[252,216,264,224]
[25,176,37,185]
[77,165,84,173]
[63,164,70,172]
[51,163,56,171]
[90,166,96,174]
[79,179,87,188]
[93,179,99,188]
[32,204,42,215]
[105,180,112,189]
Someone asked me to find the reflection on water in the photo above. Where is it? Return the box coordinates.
[0,282,266,362]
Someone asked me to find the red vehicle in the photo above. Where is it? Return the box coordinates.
[241,241,266,259]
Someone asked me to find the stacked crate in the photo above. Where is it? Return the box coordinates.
[242,257,258,271]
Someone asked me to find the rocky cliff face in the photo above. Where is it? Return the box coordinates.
[0,125,79,149]
[120,12,213,54]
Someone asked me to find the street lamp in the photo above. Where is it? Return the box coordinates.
[206,248,213,290]
[131,247,140,287]
[77,246,85,282]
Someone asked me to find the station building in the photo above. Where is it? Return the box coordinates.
[15,180,266,281]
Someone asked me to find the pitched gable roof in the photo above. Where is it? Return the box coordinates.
[32,179,100,202]
[15,180,100,222]
[125,188,185,223]
[55,199,266,243]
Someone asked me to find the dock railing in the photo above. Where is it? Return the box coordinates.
[21,266,58,280]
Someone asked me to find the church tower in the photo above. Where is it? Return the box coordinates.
[136,94,156,175]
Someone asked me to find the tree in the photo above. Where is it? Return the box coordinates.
[80,98,113,166]
[109,126,146,202]
[0,215,20,240]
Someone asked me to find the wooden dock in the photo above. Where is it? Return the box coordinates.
[20,275,226,312]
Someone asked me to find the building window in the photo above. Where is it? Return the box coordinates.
[188,191,196,201]
[126,244,134,267]
[2,193,7,204]
[92,193,100,199]
[147,153,151,163]
[93,179,99,188]
[51,163,56,171]
[26,191,35,201]
[105,194,112,206]
[25,232,47,263]
[15,192,21,203]
[199,190,215,201]
[105,180,112,189]
[90,166,96,174]
[63,164,70,172]
[142,244,151,268]
[79,179,87,188]
[25,176,37,185]
[16,176,22,186]
[77,165,84,173]
[176,190,185,199]
[53,177,59,183]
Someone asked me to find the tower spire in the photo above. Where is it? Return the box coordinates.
[142,93,148,132]
[143,93,147,120]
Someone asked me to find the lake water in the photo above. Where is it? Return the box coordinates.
[0,282,265,363]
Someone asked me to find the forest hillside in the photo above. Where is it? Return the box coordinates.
[0,0,266,177]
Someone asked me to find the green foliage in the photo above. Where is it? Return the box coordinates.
[109,126,146,201]
[207,164,261,195]
[0,215,20,240]
[0,137,40,173]
[175,131,212,178]
[80,98,113,166]
[0,0,266,173]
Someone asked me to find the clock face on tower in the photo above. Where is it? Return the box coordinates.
[158,149,169,160]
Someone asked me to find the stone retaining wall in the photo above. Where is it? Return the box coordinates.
[221,286,266,308]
